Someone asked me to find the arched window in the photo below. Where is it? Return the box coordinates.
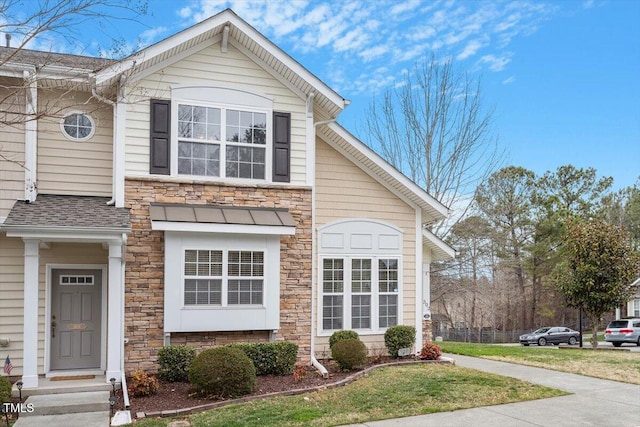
[318,219,403,334]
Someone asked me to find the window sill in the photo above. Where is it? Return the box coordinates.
[181,305,265,310]
[318,328,393,337]
[126,173,311,191]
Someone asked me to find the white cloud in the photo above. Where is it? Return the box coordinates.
[390,0,421,16]
[502,76,516,85]
[333,28,368,52]
[178,7,192,19]
[478,53,513,72]
[456,39,485,60]
[178,0,558,95]
[359,44,390,62]
[139,26,169,47]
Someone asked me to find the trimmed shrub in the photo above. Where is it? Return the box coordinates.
[331,338,368,371]
[157,345,196,382]
[228,341,298,376]
[128,370,159,397]
[188,347,255,397]
[384,325,416,358]
[0,376,11,404]
[418,342,442,360]
[328,330,359,349]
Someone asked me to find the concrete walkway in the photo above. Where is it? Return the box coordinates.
[342,353,640,427]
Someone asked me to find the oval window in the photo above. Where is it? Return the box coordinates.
[61,112,95,141]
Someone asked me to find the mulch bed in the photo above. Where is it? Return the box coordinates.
[125,357,451,419]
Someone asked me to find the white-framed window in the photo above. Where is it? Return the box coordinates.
[184,249,223,305]
[633,299,640,317]
[321,256,400,333]
[60,275,95,285]
[318,219,404,335]
[183,249,264,307]
[170,86,273,182]
[378,258,399,328]
[176,104,267,179]
[60,112,95,141]
[164,232,280,332]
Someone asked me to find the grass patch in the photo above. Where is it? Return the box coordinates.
[135,364,564,427]
[441,342,640,385]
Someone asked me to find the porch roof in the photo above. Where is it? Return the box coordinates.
[2,195,130,231]
[149,203,295,227]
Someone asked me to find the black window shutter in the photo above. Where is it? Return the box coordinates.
[150,99,171,175]
[272,112,291,183]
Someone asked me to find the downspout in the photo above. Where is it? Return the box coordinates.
[307,93,328,378]
[91,75,116,205]
[24,69,37,203]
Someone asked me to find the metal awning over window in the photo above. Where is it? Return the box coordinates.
[149,203,296,235]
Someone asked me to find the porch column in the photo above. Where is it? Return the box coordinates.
[106,242,123,381]
[22,240,40,388]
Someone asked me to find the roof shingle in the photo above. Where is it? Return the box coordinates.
[3,195,130,229]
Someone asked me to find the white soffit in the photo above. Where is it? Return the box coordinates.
[318,122,450,224]
[95,9,346,117]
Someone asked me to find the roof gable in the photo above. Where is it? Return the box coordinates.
[96,9,346,119]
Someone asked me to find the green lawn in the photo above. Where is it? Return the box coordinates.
[440,341,640,385]
[134,364,565,427]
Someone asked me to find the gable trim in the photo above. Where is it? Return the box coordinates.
[125,36,221,85]
[95,9,345,114]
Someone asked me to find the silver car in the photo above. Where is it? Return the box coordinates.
[604,318,640,347]
[519,326,580,346]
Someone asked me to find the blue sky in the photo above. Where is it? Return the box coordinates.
[22,0,640,190]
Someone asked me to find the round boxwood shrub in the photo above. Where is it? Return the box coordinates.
[329,330,359,349]
[331,338,368,371]
[418,342,442,360]
[384,325,416,358]
[188,347,256,398]
[158,345,196,382]
[0,376,11,404]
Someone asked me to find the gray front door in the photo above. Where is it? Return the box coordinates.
[50,269,102,370]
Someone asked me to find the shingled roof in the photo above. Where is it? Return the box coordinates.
[0,46,115,71]
[3,194,130,230]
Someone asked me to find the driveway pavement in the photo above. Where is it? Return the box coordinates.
[342,353,640,427]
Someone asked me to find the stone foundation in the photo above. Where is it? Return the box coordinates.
[124,178,312,373]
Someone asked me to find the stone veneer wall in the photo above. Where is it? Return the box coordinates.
[124,178,312,373]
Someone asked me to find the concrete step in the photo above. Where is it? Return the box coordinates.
[13,411,109,427]
[20,390,110,417]
[13,377,115,397]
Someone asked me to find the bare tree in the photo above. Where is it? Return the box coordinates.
[0,0,147,65]
[0,0,147,167]
[362,55,502,237]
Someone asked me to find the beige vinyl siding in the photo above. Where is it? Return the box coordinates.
[315,139,417,351]
[37,89,113,197]
[0,78,26,218]
[0,239,108,375]
[125,42,307,184]
[0,235,25,372]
